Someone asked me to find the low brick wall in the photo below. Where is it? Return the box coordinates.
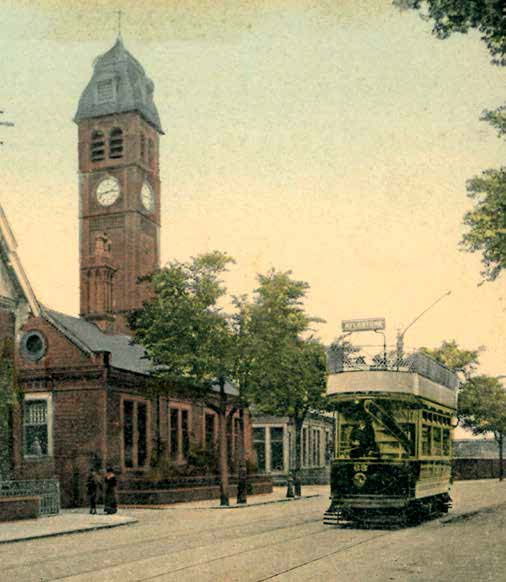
[452,458,504,480]
[118,475,272,505]
[0,496,40,522]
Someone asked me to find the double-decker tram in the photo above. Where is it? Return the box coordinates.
[324,351,458,527]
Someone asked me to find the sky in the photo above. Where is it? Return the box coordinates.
[1,0,505,380]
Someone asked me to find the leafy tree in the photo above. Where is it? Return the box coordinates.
[458,375,506,480]
[247,270,328,496]
[394,1,506,65]
[128,251,239,506]
[394,1,506,281]
[460,168,506,282]
[419,339,482,380]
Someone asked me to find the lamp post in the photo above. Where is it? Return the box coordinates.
[396,290,452,364]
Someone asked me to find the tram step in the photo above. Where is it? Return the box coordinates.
[323,511,341,525]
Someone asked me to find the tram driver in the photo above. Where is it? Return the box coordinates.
[350,418,379,459]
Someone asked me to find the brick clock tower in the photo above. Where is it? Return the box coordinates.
[74,37,164,333]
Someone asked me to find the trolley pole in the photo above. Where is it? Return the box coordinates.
[396,290,452,364]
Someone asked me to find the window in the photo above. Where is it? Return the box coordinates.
[422,425,432,456]
[21,331,47,362]
[90,130,105,162]
[253,427,266,473]
[122,398,149,469]
[169,406,191,462]
[24,395,52,458]
[97,79,114,104]
[109,127,124,159]
[170,408,178,460]
[270,427,284,472]
[204,412,217,449]
[433,426,443,456]
[124,400,134,468]
[302,428,308,466]
[140,133,146,161]
[443,428,451,456]
[148,138,154,166]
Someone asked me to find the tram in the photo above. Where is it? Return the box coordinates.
[324,351,458,527]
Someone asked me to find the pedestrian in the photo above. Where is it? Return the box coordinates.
[86,468,99,515]
[103,466,118,514]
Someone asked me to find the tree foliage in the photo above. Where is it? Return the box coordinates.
[394,1,506,281]
[458,375,506,438]
[461,168,506,282]
[419,339,482,379]
[246,270,328,493]
[395,0,506,65]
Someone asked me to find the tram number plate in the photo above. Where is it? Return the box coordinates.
[353,463,368,472]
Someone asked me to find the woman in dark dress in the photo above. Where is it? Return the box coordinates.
[103,467,118,514]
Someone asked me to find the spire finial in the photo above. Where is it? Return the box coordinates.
[116,9,123,39]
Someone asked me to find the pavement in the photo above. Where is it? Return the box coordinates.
[0,509,137,545]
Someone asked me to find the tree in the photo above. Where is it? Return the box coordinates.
[458,375,506,481]
[394,1,506,65]
[394,1,506,281]
[419,339,482,380]
[460,168,506,282]
[247,270,328,496]
[128,251,239,506]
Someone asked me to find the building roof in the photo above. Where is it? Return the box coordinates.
[0,204,40,316]
[42,309,240,393]
[44,309,153,375]
[74,37,163,134]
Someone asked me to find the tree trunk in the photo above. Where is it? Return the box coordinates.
[499,433,504,482]
[236,407,248,504]
[217,390,230,506]
[294,416,304,497]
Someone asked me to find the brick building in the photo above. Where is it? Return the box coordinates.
[9,38,262,506]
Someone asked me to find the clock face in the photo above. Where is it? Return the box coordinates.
[141,181,155,212]
[96,177,120,207]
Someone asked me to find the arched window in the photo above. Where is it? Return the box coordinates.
[90,130,105,162]
[109,127,124,159]
[140,133,146,161]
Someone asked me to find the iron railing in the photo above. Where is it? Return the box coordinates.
[0,479,60,515]
[328,347,459,390]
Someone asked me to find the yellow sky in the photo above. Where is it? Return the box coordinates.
[1,0,505,378]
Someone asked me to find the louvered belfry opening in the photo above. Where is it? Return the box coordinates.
[109,127,124,159]
[90,130,105,162]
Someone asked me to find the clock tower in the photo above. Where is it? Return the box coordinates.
[74,37,163,333]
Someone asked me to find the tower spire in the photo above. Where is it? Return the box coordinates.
[116,9,123,39]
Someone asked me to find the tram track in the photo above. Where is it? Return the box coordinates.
[2,511,326,581]
[0,508,324,572]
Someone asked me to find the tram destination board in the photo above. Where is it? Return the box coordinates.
[342,318,385,332]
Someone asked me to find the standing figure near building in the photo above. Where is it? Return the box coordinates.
[103,467,118,514]
[86,468,100,514]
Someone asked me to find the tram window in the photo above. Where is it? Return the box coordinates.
[401,423,416,456]
[443,429,451,455]
[433,426,442,456]
[422,425,432,455]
